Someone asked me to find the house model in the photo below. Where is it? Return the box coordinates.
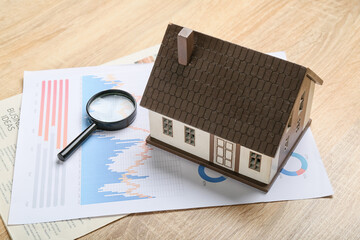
[140,24,323,192]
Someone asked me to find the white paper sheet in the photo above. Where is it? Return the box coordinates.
[0,46,158,239]
[0,95,120,240]
[9,52,333,225]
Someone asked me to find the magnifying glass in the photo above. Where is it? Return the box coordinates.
[57,89,137,162]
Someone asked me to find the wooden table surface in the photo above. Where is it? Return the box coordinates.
[1,1,359,239]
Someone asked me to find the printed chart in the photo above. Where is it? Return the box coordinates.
[9,59,333,225]
[281,153,308,176]
[80,73,185,204]
[81,74,150,204]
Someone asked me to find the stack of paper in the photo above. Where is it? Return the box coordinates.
[0,46,333,239]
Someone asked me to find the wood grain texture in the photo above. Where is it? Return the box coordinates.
[1,0,359,239]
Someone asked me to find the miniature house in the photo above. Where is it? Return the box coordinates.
[140,23,323,191]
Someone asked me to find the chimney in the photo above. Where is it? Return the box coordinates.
[177,27,194,65]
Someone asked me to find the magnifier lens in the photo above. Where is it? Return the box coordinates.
[88,94,135,122]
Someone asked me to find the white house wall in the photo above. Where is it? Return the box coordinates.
[148,110,210,160]
[238,146,273,184]
[269,148,280,181]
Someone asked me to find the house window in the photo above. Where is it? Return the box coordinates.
[296,118,301,132]
[249,152,261,172]
[216,138,234,169]
[287,113,292,131]
[162,117,173,136]
[184,126,195,146]
[284,136,289,152]
[299,91,305,112]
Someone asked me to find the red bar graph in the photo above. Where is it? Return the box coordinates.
[37,79,69,149]
[56,80,63,149]
[38,81,46,136]
[44,81,52,141]
[63,79,69,148]
[51,80,57,126]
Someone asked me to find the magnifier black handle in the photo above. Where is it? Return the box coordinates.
[57,123,97,161]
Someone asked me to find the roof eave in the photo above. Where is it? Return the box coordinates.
[306,68,324,85]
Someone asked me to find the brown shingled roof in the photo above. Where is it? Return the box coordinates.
[140,23,307,157]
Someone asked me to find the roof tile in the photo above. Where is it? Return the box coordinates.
[204,108,211,119]
[174,108,181,119]
[263,69,272,81]
[239,48,247,60]
[265,143,273,155]
[180,100,187,111]
[197,118,205,129]
[270,72,279,84]
[198,95,206,106]
[276,88,284,98]
[162,104,170,115]
[175,87,182,98]
[252,52,261,65]
[209,122,217,133]
[247,125,255,136]
[259,141,267,153]
[246,137,255,148]
[227,130,235,141]
[271,57,280,71]
[179,111,187,122]
[266,132,275,144]
[284,62,293,75]
[219,68,227,78]
[278,60,286,73]
[192,104,199,115]
[233,45,242,58]
[234,132,241,143]
[175,98,181,109]
[158,92,164,102]
[214,39,223,52]
[240,134,247,144]
[258,55,266,67]
[223,115,230,126]
[215,125,223,136]
[253,127,261,138]
[204,97,212,110]
[245,50,255,63]
[253,138,261,150]
[198,107,206,118]
[203,120,210,132]
[291,64,300,78]
[251,65,259,77]
[265,55,274,68]
[244,64,253,75]
[168,106,175,116]
[228,118,236,129]
[220,55,227,66]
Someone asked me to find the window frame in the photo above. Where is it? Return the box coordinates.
[184,126,195,146]
[299,91,305,113]
[287,112,293,132]
[162,117,173,137]
[284,136,289,152]
[215,137,234,169]
[248,151,261,172]
[296,118,301,133]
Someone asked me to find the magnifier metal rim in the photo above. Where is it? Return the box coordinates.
[86,89,137,131]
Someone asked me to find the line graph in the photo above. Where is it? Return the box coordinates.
[81,74,155,204]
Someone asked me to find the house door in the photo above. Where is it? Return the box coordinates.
[214,137,235,170]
